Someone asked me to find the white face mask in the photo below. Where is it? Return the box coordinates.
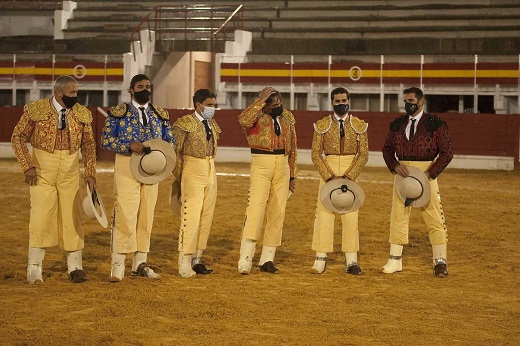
[202,106,216,120]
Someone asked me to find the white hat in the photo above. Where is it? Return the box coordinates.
[320,177,365,214]
[395,166,431,208]
[130,139,176,184]
[169,180,181,217]
[83,184,108,228]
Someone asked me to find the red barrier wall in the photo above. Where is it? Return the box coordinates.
[2,106,519,167]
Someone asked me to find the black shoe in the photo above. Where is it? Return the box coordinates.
[345,263,363,275]
[259,261,279,274]
[69,269,88,283]
[193,263,213,275]
[434,263,448,278]
[131,262,160,279]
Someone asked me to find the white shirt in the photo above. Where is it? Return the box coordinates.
[52,97,67,129]
[195,111,212,129]
[334,112,350,136]
[132,100,149,126]
[406,110,424,140]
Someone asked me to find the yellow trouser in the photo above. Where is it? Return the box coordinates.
[29,148,83,251]
[242,154,290,247]
[389,160,448,245]
[178,156,217,254]
[312,155,360,253]
[112,154,158,253]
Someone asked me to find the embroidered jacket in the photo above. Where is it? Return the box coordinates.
[311,114,369,181]
[238,98,297,179]
[11,98,96,177]
[382,113,453,180]
[100,102,175,155]
[172,113,222,181]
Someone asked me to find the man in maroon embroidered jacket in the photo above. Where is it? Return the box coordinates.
[381,87,453,278]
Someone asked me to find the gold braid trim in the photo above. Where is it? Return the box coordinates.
[72,104,92,124]
[313,115,332,134]
[27,99,52,121]
[108,103,128,118]
[210,118,222,134]
[152,104,169,120]
[350,116,368,134]
[173,114,198,132]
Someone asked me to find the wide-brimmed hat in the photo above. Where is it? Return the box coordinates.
[169,179,181,217]
[130,139,176,184]
[395,166,431,208]
[320,177,365,214]
[83,184,108,228]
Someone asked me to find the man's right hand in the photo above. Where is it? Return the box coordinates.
[130,142,145,155]
[24,167,37,186]
[258,87,277,102]
[395,164,410,177]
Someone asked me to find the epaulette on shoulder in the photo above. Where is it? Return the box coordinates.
[390,115,408,132]
[313,115,332,134]
[425,114,447,132]
[173,114,197,132]
[26,99,52,121]
[72,104,92,124]
[109,103,128,118]
[350,116,368,134]
[151,104,169,121]
[282,110,295,124]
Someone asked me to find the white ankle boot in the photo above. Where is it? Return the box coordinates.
[238,238,256,274]
[110,253,126,282]
[381,244,403,274]
[27,247,45,284]
[311,252,327,274]
[179,252,196,278]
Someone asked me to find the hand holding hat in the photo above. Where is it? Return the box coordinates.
[395,166,431,208]
[130,139,176,184]
[320,177,365,214]
[83,184,108,228]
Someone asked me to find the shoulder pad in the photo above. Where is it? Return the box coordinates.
[72,104,93,124]
[390,115,408,132]
[282,110,295,124]
[210,119,222,134]
[109,103,128,118]
[26,99,52,121]
[350,116,368,134]
[173,114,197,132]
[424,114,447,132]
[151,104,169,121]
[313,115,332,134]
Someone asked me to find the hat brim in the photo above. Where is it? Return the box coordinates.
[130,139,176,184]
[395,166,431,208]
[169,179,181,217]
[83,184,108,228]
[320,177,365,214]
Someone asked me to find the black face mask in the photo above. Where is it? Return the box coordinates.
[270,105,283,118]
[333,103,349,116]
[133,90,151,104]
[405,102,419,116]
[62,95,78,109]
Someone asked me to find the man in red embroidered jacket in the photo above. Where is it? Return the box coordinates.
[381,87,453,278]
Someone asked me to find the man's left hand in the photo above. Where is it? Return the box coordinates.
[289,179,296,193]
[84,176,96,190]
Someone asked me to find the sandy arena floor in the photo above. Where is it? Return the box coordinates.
[0,159,519,345]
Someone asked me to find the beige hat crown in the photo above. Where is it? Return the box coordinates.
[130,139,176,184]
[395,166,431,208]
[320,177,365,214]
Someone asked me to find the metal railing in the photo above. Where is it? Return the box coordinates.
[130,4,244,60]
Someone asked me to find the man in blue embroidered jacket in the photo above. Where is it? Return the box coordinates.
[101,74,175,282]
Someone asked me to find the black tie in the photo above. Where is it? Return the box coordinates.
[202,119,212,141]
[60,109,66,130]
[339,119,345,138]
[139,107,148,126]
[409,118,416,139]
[273,117,281,136]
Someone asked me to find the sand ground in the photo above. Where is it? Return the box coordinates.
[0,159,519,345]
